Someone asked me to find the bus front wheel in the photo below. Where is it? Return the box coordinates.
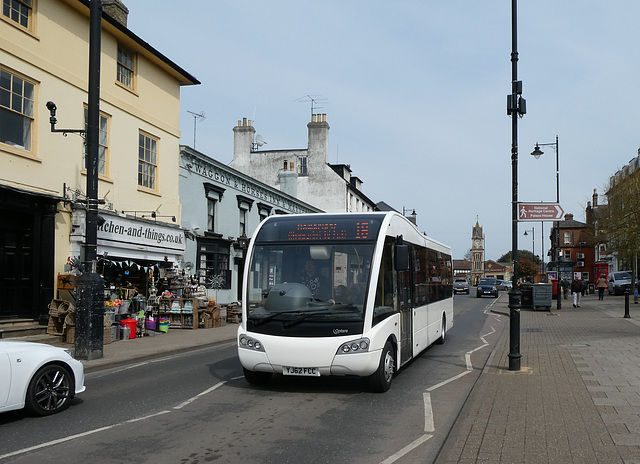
[243,368,272,385]
[369,341,395,393]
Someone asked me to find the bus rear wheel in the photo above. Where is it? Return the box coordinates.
[370,341,395,393]
[243,368,272,385]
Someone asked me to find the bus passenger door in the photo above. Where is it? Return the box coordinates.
[396,243,413,365]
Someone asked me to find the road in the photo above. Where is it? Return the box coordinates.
[0,293,507,464]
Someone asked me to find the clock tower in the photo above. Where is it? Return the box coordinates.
[470,220,485,285]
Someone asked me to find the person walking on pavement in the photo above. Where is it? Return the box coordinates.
[596,274,607,300]
[561,278,570,300]
[571,277,583,307]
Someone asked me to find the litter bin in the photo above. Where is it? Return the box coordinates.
[520,283,533,309]
[531,283,552,310]
[588,283,595,295]
[120,318,137,339]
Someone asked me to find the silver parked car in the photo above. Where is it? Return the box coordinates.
[453,278,470,294]
[608,271,633,295]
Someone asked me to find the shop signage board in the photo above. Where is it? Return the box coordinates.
[70,210,186,261]
[518,203,564,221]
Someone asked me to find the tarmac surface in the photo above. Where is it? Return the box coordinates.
[15,292,640,463]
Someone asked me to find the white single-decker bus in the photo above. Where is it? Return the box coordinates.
[237,212,453,392]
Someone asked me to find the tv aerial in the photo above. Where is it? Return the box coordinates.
[295,95,329,120]
[187,110,206,149]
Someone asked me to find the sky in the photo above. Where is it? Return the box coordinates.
[125,0,640,262]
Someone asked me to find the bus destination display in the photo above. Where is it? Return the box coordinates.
[287,221,370,241]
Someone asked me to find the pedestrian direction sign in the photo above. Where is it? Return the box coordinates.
[518,203,564,221]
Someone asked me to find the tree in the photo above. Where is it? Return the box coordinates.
[518,258,538,279]
[602,172,640,293]
[498,250,541,264]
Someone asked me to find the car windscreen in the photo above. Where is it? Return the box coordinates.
[614,272,632,280]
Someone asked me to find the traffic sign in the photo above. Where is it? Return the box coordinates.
[518,203,564,221]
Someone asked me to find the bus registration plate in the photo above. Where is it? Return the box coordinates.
[283,366,320,377]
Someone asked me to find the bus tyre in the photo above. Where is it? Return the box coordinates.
[243,368,272,385]
[370,341,395,393]
[436,317,446,345]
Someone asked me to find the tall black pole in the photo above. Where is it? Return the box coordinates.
[555,136,561,310]
[75,0,104,360]
[508,0,522,371]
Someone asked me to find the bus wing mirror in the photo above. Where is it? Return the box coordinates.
[395,244,409,271]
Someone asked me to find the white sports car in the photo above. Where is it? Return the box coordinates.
[0,340,85,416]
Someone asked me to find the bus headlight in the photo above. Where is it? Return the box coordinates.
[239,334,265,352]
[337,338,369,354]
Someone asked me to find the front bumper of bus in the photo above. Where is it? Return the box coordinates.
[237,331,382,378]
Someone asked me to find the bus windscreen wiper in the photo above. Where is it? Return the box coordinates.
[250,311,300,327]
[282,309,360,329]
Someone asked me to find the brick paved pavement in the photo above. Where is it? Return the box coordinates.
[436,292,640,463]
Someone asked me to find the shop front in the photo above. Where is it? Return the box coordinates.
[58,210,217,336]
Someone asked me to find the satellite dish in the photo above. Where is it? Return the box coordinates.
[255,134,266,147]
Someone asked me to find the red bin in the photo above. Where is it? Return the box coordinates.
[120,318,137,339]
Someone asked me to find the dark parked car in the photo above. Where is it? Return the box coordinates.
[453,278,470,294]
[476,278,499,298]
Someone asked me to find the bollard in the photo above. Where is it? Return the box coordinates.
[624,289,631,318]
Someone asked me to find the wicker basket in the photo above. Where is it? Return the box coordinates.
[47,316,65,335]
[48,299,74,317]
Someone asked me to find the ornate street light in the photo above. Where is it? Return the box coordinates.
[531,135,561,310]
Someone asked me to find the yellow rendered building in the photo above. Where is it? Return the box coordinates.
[0,0,199,322]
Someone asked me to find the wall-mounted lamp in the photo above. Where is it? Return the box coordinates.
[46,101,86,137]
[235,232,250,250]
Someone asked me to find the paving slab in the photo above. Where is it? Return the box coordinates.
[436,293,640,463]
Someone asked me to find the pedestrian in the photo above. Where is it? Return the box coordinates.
[596,274,607,300]
[561,278,570,300]
[571,277,583,307]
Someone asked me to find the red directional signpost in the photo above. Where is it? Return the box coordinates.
[518,202,564,221]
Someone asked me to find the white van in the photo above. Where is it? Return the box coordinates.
[608,271,633,295]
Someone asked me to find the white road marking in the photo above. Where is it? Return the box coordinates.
[379,434,433,464]
[0,411,171,461]
[423,392,435,432]
[173,381,226,409]
[0,380,232,461]
[381,312,502,463]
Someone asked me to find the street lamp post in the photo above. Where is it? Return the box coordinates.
[506,0,526,371]
[47,0,104,359]
[531,135,560,310]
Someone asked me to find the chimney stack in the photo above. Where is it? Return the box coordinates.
[232,117,256,167]
[307,114,330,164]
[102,0,129,27]
[279,163,298,197]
